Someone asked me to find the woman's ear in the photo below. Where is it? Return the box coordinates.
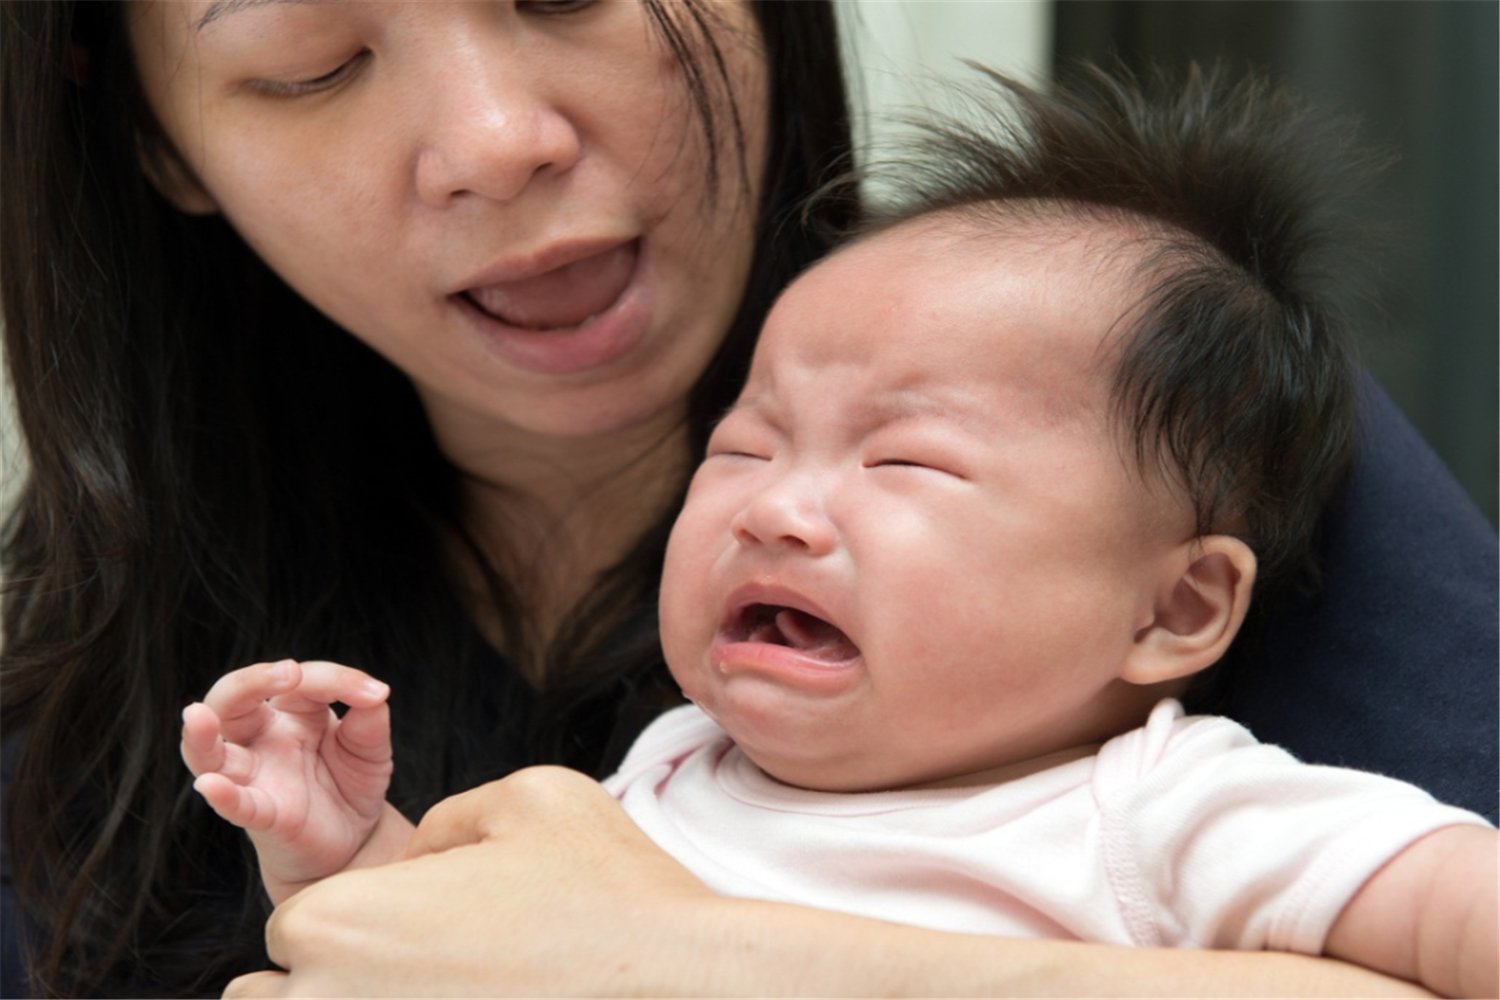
[1120,536,1257,687]
[137,133,219,216]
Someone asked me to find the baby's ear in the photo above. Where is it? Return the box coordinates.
[137,133,219,216]
[1120,536,1257,687]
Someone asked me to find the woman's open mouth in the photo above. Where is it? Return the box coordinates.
[463,240,637,331]
[454,240,649,376]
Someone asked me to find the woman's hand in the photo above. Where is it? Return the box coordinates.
[222,766,727,998]
[223,766,1434,998]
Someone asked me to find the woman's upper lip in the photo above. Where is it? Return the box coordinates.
[453,236,637,293]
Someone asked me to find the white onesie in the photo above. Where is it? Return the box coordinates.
[605,699,1490,953]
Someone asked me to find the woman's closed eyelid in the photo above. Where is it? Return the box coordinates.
[518,0,600,13]
[245,49,370,98]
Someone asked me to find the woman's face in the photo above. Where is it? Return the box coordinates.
[128,0,767,470]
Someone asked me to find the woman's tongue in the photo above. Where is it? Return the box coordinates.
[467,242,634,330]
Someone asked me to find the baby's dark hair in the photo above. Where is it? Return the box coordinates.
[859,61,1370,603]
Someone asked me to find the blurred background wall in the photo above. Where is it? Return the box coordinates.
[838,0,1498,528]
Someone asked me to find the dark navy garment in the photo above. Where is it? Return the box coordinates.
[2,376,1496,997]
[1,735,27,1000]
[1228,374,1499,822]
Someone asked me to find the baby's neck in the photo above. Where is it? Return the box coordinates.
[900,742,1104,791]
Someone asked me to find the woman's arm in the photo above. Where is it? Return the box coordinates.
[223,768,1432,998]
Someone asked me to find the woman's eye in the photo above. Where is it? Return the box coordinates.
[248,50,370,98]
[518,0,598,14]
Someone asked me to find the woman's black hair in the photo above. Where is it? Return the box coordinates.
[0,2,855,995]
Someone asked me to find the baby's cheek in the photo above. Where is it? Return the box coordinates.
[657,558,712,686]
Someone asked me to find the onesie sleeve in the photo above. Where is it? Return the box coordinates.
[1094,705,1492,954]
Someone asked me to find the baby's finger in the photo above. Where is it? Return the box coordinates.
[180,701,227,776]
[270,660,390,713]
[193,772,279,832]
[202,660,302,722]
[222,969,292,999]
[336,702,393,764]
[182,707,260,785]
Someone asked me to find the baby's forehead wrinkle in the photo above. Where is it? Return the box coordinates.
[726,361,992,442]
[717,386,794,438]
[840,380,1001,446]
[854,381,987,432]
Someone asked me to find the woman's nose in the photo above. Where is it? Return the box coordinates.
[413,47,582,207]
[730,474,837,556]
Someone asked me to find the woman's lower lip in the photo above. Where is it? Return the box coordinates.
[453,244,650,377]
[711,637,862,696]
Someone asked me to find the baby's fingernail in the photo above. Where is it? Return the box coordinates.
[362,680,389,698]
[267,660,294,682]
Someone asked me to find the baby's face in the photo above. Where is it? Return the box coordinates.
[660,212,1194,792]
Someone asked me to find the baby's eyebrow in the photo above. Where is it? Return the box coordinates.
[854,388,987,435]
[195,0,319,32]
[710,398,773,438]
[716,386,989,437]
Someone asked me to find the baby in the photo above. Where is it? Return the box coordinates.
[182,65,1497,996]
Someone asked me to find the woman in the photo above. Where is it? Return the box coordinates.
[3,1,847,992]
[2,2,1493,997]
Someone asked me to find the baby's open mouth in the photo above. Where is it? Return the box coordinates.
[728,603,860,663]
[464,241,636,330]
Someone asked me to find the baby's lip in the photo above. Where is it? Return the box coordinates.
[718,584,861,664]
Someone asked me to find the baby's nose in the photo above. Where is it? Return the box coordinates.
[729,474,836,555]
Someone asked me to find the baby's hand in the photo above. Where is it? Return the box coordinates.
[181,659,393,902]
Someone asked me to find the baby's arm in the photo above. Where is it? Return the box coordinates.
[180,659,415,905]
[1324,824,1497,998]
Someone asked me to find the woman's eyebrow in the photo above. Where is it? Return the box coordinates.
[195,0,317,32]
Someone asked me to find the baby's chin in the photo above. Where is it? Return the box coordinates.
[694,699,891,793]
